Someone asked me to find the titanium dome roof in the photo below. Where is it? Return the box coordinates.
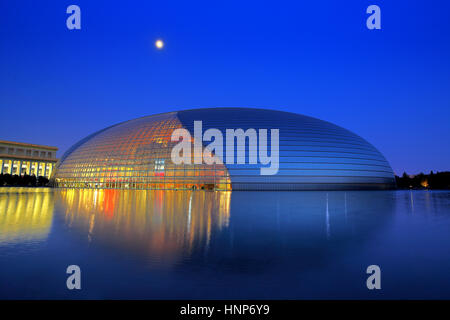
[53,108,395,190]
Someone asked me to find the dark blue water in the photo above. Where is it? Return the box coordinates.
[0,189,449,299]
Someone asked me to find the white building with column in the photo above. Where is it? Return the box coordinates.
[0,140,58,178]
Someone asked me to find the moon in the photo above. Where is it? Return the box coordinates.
[155,39,164,49]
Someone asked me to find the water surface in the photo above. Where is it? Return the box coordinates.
[0,189,449,299]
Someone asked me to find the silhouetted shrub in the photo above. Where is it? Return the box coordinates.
[30,175,37,186]
[37,176,49,186]
[2,174,13,186]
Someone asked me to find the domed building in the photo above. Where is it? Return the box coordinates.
[53,108,395,190]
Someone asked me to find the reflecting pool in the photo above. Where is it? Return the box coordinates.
[0,189,449,299]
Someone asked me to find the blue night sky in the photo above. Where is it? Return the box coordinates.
[1,0,449,175]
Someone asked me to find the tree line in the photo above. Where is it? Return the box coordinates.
[395,171,450,189]
[0,173,50,187]
[1,172,449,190]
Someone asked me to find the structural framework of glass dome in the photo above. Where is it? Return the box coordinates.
[53,108,395,190]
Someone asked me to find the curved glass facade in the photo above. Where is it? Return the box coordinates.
[54,108,395,190]
[54,112,231,190]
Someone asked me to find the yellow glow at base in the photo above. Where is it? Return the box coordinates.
[155,39,164,49]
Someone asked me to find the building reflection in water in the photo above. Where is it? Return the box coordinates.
[56,189,231,265]
[0,191,54,244]
[208,191,396,275]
